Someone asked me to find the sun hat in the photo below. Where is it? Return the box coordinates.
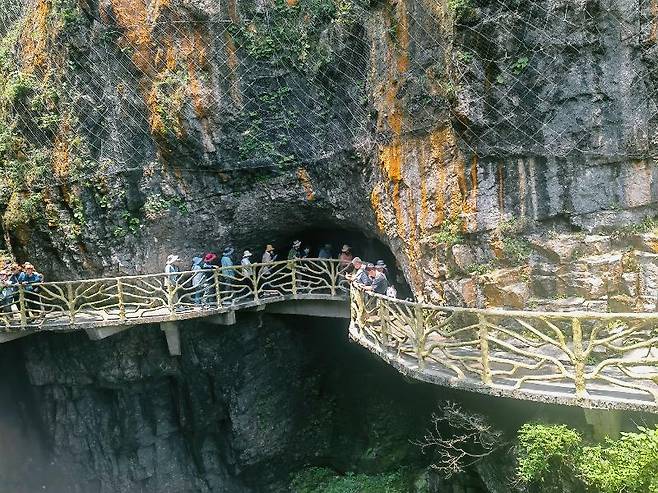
[204,253,218,263]
[293,240,301,248]
[365,263,375,270]
[352,257,362,264]
[243,250,252,257]
[222,247,234,256]
[166,255,179,264]
[376,260,387,269]
[24,262,34,269]
[341,244,350,252]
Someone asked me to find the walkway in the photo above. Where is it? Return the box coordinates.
[349,288,658,413]
[2,258,658,413]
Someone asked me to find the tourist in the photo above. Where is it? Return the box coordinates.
[18,262,44,319]
[288,240,302,260]
[190,256,205,306]
[0,270,13,314]
[202,252,220,302]
[8,263,21,310]
[238,250,254,300]
[318,243,332,259]
[375,260,389,277]
[262,244,276,264]
[302,247,310,259]
[338,245,353,270]
[220,248,235,301]
[347,257,369,285]
[363,263,388,295]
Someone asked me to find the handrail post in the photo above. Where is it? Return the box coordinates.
[572,318,587,398]
[252,268,259,303]
[18,284,27,329]
[67,283,75,324]
[214,269,222,306]
[414,304,426,369]
[378,297,389,349]
[478,314,492,385]
[167,276,176,315]
[116,278,126,322]
[291,260,298,297]
[330,261,337,297]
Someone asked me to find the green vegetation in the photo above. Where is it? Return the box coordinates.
[430,216,464,247]
[143,193,189,220]
[447,0,473,22]
[290,467,411,493]
[231,0,363,71]
[517,423,658,493]
[612,215,658,237]
[501,236,533,265]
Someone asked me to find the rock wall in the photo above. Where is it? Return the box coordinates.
[7,314,442,492]
[2,0,657,302]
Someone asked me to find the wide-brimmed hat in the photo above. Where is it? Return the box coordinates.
[243,250,252,257]
[293,240,301,248]
[341,244,350,252]
[203,253,218,263]
[376,260,387,269]
[166,255,179,264]
[222,247,234,256]
[266,244,275,252]
[352,256,362,265]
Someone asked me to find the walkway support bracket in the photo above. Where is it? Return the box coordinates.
[161,321,181,356]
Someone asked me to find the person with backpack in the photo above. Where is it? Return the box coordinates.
[190,256,205,307]
[18,262,44,320]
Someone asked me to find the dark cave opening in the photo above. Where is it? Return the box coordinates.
[248,225,411,297]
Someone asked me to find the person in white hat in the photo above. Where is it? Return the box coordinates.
[241,250,253,277]
[164,255,181,308]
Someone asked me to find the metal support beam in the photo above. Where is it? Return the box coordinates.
[584,408,623,440]
[161,321,181,356]
[206,311,236,326]
[85,326,131,341]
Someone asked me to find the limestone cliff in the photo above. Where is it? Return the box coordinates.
[2,0,658,306]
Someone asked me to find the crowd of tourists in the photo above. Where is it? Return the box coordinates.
[165,240,397,306]
[0,260,44,317]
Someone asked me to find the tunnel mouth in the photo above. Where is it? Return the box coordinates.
[259,226,411,297]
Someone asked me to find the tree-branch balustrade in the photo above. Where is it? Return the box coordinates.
[0,259,344,331]
[350,287,658,412]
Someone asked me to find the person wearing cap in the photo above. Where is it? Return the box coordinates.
[338,245,353,270]
[363,263,389,295]
[375,260,389,276]
[288,240,302,260]
[318,244,332,259]
[18,262,44,319]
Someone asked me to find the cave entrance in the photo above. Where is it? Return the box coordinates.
[271,227,410,298]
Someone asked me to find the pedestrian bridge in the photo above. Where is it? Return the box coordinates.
[3,259,658,414]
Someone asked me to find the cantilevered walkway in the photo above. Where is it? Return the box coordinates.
[2,259,658,413]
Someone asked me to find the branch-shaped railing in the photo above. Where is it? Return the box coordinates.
[350,287,658,412]
[0,259,348,331]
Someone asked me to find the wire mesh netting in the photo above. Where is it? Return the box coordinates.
[0,0,656,197]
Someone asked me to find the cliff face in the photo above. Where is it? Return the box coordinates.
[2,314,442,492]
[2,0,657,300]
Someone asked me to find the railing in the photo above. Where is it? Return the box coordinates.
[0,259,348,332]
[350,287,658,412]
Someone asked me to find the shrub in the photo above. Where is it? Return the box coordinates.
[290,467,408,493]
[517,424,582,483]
